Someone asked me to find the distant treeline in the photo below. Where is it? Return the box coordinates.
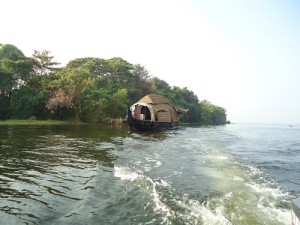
[0,44,228,125]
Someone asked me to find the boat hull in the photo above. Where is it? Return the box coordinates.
[127,109,178,131]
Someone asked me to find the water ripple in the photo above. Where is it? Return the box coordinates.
[0,125,298,225]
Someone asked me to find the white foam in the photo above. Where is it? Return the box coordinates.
[248,165,264,177]
[155,160,162,167]
[154,179,170,187]
[216,155,229,160]
[147,178,173,215]
[242,165,291,225]
[114,166,174,222]
[233,176,244,182]
[246,182,288,199]
[257,195,290,225]
[114,166,143,181]
[174,195,232,225]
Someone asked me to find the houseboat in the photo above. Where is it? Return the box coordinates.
[127,94,188,131]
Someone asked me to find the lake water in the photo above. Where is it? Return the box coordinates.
[0,124,299,225]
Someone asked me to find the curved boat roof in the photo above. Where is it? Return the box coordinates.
[138,94,170,104]
[137,94,188,114]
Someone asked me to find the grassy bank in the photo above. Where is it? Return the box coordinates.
[0,119,86,126]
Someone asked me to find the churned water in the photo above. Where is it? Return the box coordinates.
[0,124,299,225]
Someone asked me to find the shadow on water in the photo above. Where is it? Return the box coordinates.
[0,124,128,162]
[128,126,184,142]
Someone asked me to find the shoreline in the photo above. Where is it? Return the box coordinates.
[0,119,87,126]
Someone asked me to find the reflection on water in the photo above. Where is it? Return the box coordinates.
[0,124,298,225]
[0,125,128,224]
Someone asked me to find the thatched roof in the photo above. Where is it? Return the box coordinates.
[138,94,170,104]
[137,94,188,114]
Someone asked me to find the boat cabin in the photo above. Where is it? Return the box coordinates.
[127,94,188,131]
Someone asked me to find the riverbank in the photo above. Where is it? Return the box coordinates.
[0,119,86,126]
[0,119,227,127]
[0,119,128,127]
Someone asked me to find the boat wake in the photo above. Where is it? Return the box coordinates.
[114,166,234,225]
[113,152,291,225]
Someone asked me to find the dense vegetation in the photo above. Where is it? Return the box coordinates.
[0,44,227,125]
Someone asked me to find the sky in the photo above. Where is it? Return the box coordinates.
[1,0,300,124]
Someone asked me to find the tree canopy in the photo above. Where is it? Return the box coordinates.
[0,44,25,60]
[0,43,227,125]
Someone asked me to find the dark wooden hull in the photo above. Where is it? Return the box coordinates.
[127,109,178,131]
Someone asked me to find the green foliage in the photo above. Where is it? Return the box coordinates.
[108,89,129,118]
[0,95,9,119]
[46,68,93,120]
[1,58,35,82]
[106,57,143,100]
[128,64,153,102]
[66,57,110,77]
[0,44,35,120]
[0,66,12,97]
[199,100,227,125]
[10,86,48,119]
[150,78,202,123]
[150,77,172,98]
[0,44,24,60]
[0,44,34,94]
[54,57,153,121]
[169,87,201,123]
[31,50,60,76]
[1,44,227,125]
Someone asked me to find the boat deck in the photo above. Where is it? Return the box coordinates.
[292,198,300,225]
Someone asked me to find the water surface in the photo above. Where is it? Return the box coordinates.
[0,124,299,224]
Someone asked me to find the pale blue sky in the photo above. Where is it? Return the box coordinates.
[1,0,300,124]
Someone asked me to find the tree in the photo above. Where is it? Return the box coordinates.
[46,88,74,112]
[46,67,106,121]
[65,57,110,89]
[0,44,34,88]
[107,89,129,118]
[150,77,172,98]
[106,57,134,93]
[66,57,109,77]
[212,106,226,125]
[0,44,228,124]
[0,44,35,119]
[31,50,60,77]
[0,44,24,60]
[10,86,48,119]
[170,87,201,123]
[0,67,10,119]
[199,100,227,125]
[127,64,153,103]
